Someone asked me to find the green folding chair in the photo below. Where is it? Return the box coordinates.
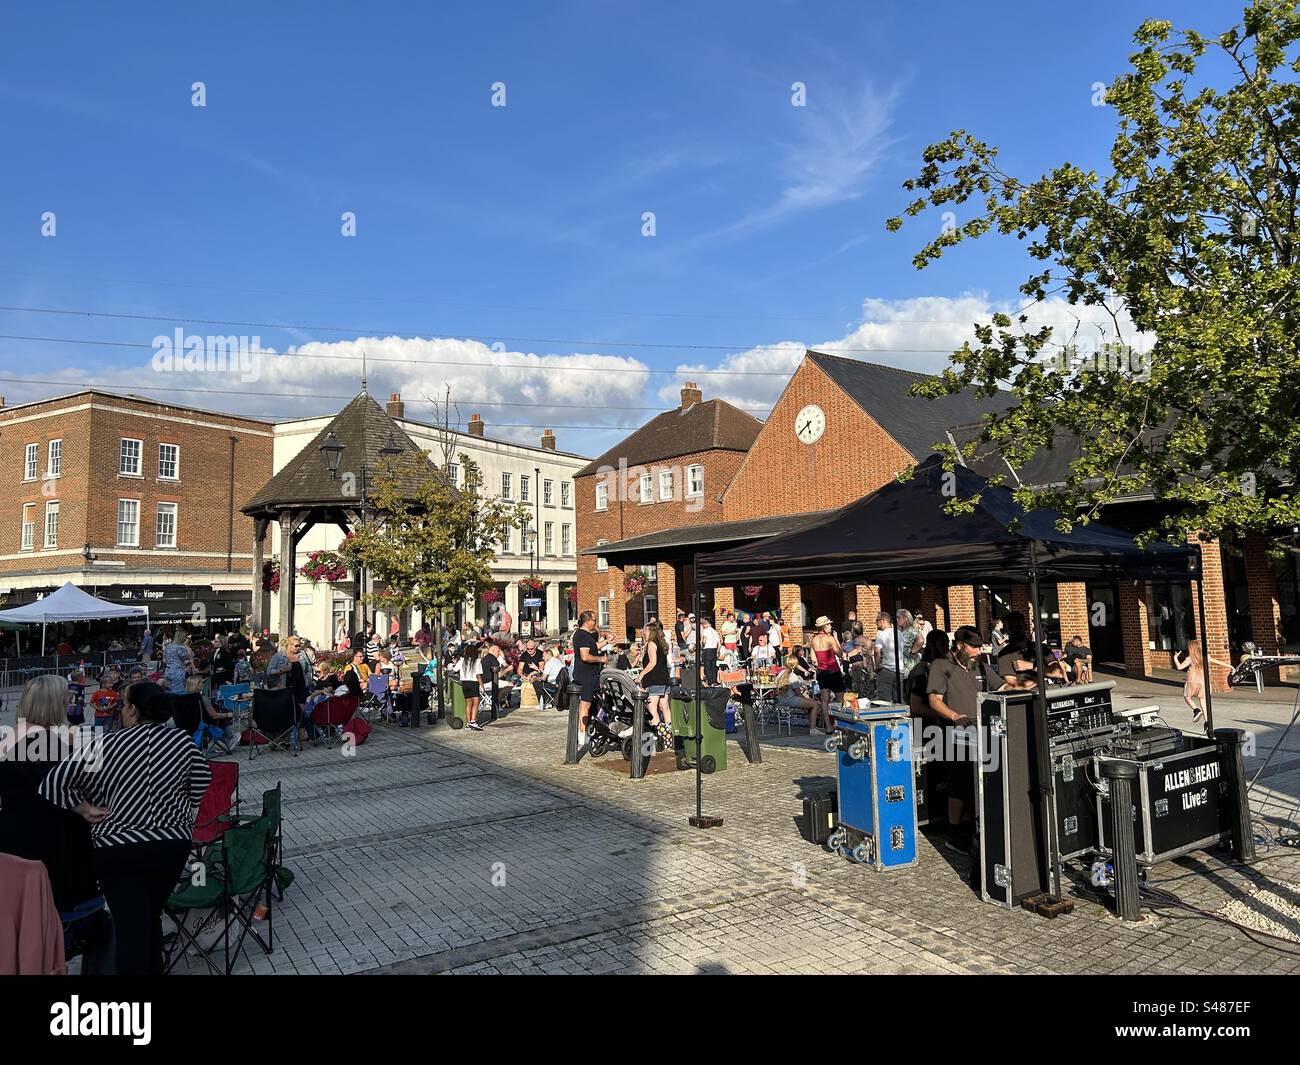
[164,813,276,975]
[235,782,290,899]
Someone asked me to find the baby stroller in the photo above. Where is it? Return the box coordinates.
[587,668,666,761]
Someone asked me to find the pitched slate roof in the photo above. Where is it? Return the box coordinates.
[806,350,1017,460]
[243,392,438,516]
[574,398,762,478]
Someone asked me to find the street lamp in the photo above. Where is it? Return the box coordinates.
[320,431,345,479]
[82,543,97,565]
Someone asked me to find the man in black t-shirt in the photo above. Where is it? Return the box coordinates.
[1062,635,1093,683]
[572,611,608,748]
[516,639,544,681]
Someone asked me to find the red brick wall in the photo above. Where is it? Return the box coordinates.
[0,394,272,578]
[1058,582,1091,644]
[1119,581,1153,680]
[948,586,976,629]
[1244,535,1282,683]
[1192,536,1232,693]
[575,446,746,620]
[723,359,912,522]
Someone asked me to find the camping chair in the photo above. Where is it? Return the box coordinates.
[164,813,276,975]
[310,693,358,748]
[170,692,205,745]
[249,687,298,758]
[217,681,251,712]
[366,674,395,722]
[234,782,288,900]
[191,761,240,864]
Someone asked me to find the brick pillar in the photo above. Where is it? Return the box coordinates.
[919,588,947,632]
[1244,534,1282,684]
[607,563,628,639]
[1057,582,1091,644]
[780,583,805,646]
[948,585,976,629]
[854,584,881,625]
[1010,584,1030,617]
[1192,535,1232,694]
[656,562,678,623]
[1119,580,1152,681]
[713,586,735,617]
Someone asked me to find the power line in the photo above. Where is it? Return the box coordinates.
[0,268,849,325]
[0,303,1088,358]
[0,373,773,414]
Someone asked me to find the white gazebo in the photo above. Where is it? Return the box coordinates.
[0,582,149,655]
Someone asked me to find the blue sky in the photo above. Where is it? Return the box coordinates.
[0,0,1244,455]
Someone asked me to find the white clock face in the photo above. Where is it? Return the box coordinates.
[794,404,825,444]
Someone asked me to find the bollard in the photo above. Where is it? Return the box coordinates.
[629,689,648,780]
[564,688,581,765]
[1214,728,1257,862]
[1100,758,1141,921]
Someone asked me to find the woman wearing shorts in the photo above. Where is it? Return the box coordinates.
[639,622,672,742]
[810,615,845,735]
[455,643,484,732]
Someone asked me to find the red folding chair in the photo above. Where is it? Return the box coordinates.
[191,761,240,864]
[310,693,359,748]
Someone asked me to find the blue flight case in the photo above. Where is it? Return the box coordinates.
[826,705,918,871]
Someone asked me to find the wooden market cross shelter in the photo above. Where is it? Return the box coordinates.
[242,390,436,639]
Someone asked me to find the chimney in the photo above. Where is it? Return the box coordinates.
[468,413,485,437]
[680,381,702,409]
[386,392,404,419]
[540,429,556,451]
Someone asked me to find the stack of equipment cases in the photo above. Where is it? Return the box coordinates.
[825,706,917,871]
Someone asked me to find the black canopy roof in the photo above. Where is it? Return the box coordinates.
[695,456,1199,588]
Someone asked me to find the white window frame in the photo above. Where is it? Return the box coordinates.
[447,462,459,487]
[520,475,530,503]
[158,442,180,481]
[639,472,653,505]
[596,538,608,573]
[561,523,571,556]
[117,499,141,547]
[21,503,35,551]
[686,463,704,498]
[47,439,62,478]
[544,521,554,556]
[659,469,674,500]
[543,479,554,506]
[594,482,608,512]
[44,500,59,549]
[561,481,571,507]
[598,598,610,629]
[155,502,178,548]
[501,471,512,499]
[23,443,38,481]
[119,438,143,477]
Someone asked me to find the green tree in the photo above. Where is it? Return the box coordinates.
[888,0,1300,544]
[342,454,524,627]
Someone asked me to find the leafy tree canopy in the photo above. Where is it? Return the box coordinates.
[888,0,1300,545]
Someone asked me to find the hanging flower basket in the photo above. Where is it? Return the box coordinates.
[518,576,545,595]
[482,588,503,604]
[300,549,348,585]
[742,584,763,599]
[565,586,578,603]
[262,559,281,593]
[624,574,645,596]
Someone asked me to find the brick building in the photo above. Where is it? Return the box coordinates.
[574,381,762,636]
[0,390,274,630]
[582,351,1284,692]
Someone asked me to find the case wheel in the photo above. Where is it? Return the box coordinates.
[823,733,841,753]
[850,842,871,864]
[825,828,846,853]
[848,740,869,761]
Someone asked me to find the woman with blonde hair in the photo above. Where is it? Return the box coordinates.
[162,628,194,694]
[0,676,98,915]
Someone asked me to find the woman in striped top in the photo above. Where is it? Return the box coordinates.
[40,681,211,975]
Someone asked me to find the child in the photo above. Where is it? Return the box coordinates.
[89,675,123,731]
[233,648,252,684]
[66,671,88,725]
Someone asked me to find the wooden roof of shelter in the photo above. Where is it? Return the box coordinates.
[243,391,440,523]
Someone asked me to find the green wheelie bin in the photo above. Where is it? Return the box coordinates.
[669,686,729,774]
[443,675,468,730]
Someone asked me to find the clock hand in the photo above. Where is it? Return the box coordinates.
[798,420,810,435]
